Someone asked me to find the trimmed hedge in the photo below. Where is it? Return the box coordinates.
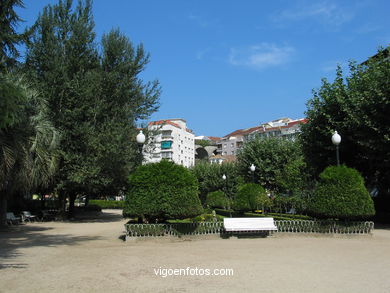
[309,165,375,220]
[124,160,203,222]
[267,213,313,220]
[89,200,125,209]
[214,208,241,217]
[214,208,312,221]
[206,190,229,209]
[232,183,271,212]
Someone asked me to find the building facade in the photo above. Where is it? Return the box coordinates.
[244,118,307,142]
[145,119,195,168]
[216,126,261,157]
[215,118,307,160]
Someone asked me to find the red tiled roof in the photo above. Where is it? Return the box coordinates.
[223,126,262,138]
[287,118,308,127]
[208,136,222,141]
[251,118,308,134]
[223,118,308,138]
[223,129,245,138]
[148,120,181,129]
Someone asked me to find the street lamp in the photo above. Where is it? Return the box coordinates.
[222,174,231,217]
[249,164,256,183]
[331,131,341,166]
[136,130,146,163]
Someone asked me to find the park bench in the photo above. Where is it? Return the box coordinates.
[40,210,58,221]
[21,211,38,222]
[6,212,22,225]
[223,217,278,236]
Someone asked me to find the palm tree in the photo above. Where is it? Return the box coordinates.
[0,73,59,226]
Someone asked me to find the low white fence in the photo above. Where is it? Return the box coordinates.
[125,220,374,237]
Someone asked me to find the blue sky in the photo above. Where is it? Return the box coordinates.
[17,0,389,137]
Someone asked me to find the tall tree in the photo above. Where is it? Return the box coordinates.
[25,1,160,216]
[237,137,305,193]
[0,73,58,226]
[25,0,100,215]
[81,29,160,200]
[301,48,390,197]
[0,0,25,70]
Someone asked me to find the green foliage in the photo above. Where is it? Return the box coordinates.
[275,156,310,196]
[237,137,306,192]
[191,161,243,203]
[196,140,211,148]
[266,213,312,220]
[205,190,228,209]
[0,0,26,70]
[0,74,26,129]
[309,165,375,220]
[24,1,160,214]
[272,194,308,214]
[301,49,390,197]
[232,183,271,212]
[124,160,203,222]
[0,73,58,226]
[214,208,241,217]
[89,200,125,209]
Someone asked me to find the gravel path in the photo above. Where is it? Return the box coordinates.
[1,209,390,293]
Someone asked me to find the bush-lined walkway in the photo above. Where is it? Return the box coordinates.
[1,210,390,293]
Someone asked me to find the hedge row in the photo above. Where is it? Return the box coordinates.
[89,200,125,209]
[214,208,312,221]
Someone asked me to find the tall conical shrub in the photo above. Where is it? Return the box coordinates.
[309,165,375,220]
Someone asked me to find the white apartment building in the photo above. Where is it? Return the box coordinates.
[145,119,195,168]
[245,118,307,141]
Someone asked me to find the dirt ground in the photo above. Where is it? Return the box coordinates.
[1,209,390,293]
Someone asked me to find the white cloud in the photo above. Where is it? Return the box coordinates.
[229,43,295,70]
[273,2,353,27]
[356,23,382,34]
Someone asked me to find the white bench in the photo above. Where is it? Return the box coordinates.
[6,212,21,225]
[223,217,278,233]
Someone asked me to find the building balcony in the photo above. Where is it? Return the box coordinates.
[161,141,173,150]
[161,135,174,140]
[161,151,173,160]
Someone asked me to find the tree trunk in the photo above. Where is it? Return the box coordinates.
[57,190,67,220]
[0,191,8,227]
[41,193,45,209]
[68,193,76,219]
[85,194,90,207]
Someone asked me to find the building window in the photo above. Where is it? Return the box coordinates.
[161,141,172,149]
[161,152,172,159]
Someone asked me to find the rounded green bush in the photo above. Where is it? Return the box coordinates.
[205,190,229,209]
[124,160,203,222]
[309,165,375,220]
[232,183,271,212]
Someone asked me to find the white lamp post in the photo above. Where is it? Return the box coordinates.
[331,131,341,166]
[249,164,256,183]
[136,130,146,144]
[222,174,231,217]
[136,130,146,163]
